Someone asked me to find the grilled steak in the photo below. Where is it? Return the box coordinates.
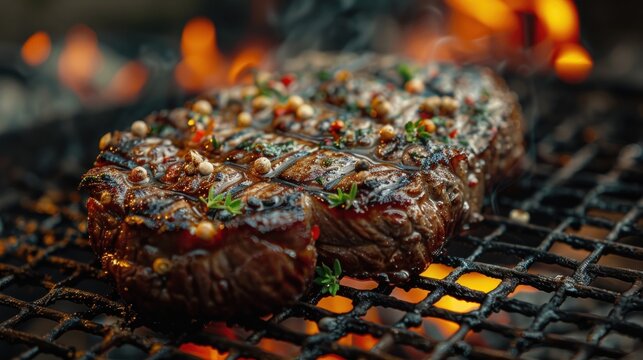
[80,53,523,319]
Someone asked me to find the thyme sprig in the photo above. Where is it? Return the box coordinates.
[328,183,358,209]
[201,189,243,216]
[314,259,342,296]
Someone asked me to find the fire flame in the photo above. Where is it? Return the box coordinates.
[58,25,102,97]
[554,43,593,83]
[175,17,269,92]
[21,31,51,66]
[405,0,592,82]
[54,24,148,103]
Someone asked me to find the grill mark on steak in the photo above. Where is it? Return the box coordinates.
[80,53,524,320]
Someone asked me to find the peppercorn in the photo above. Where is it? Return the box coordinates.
[192,100,213,115]
[252,95,271,111]
[405,78,425,94]
[196,221,217,241]
[152,258,172,275]
[379,125,396,142]
[99,132,112,150]
[198,161,214,176]
[296,104,314,119]
[131,120,148,137]
[129,166,149,183]
[355,160,370,172]
[237,112,252,127]
[253,157,272,175]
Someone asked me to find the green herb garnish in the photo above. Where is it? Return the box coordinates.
[317,70,331,81]
[314,259,342,296]
[201,189,243,215]
[315,177,325,185]
[211,136,221,150]
[405,120,432,143]
[397,63,414,83]
[328,183,358,209]
[255,80,287,101]
[243,140,296,158]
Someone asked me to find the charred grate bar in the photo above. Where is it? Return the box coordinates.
[0,82,642,359]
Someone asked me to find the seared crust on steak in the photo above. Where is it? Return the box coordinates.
[80,53,523,319]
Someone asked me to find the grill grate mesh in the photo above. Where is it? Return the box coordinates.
[0,82,642,359]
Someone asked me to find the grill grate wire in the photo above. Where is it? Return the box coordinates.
[0,82,641,359]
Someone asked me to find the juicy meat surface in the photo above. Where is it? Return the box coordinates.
[80,53,524,319]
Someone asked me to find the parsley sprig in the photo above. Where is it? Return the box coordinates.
[314,259,342,296]
[328,183,358,209]
[405,120,432,143]
[200,188,243,216]
[397,63,414,83]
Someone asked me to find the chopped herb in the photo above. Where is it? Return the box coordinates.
[405,120,432,143]
[244,140,296,158]
[315,177,325,185]
[328,183,358,209]
[314,259,342,296]
[397,63,414,83]
[150,123,171,135]
[432,117,446,127]
[255,80,287,101]
[211,137,222,150]
[317,70,331,81]
[200,189,243,216]
[322,158,334,167]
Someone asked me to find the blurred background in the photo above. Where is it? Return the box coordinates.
[0,0,641,180]
[0,0,641,134]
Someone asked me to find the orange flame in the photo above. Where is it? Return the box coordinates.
[554,43,593,83]
[176,17,270,92]
[405,0,592,82]
[21,31,51,66]
[58,25,102,96]
[535,0,578,42]
[105,61,149,103]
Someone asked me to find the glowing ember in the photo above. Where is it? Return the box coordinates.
[317,295,353,314]
[554,43,593,83]
[179,343,227,360]
[21,31,51,66]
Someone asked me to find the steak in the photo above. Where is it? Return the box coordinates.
[80,53,524,319]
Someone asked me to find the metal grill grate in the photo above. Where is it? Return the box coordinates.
[0,82,642,359]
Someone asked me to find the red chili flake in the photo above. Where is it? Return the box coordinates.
[281,73,295,87]
[191,130,206,143]
[418,110,432,119]
[468,179,478,187]
[464,97,475,106]
[330,120,345,133]
[311,224,320,241]
[449,129,458,138]
[273,105,288,117]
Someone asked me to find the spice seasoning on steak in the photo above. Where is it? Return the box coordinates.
[79,53,524,319]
